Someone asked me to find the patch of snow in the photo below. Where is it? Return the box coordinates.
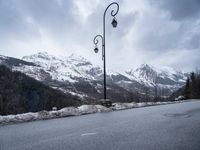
[0,55,7,63]
[175,95,185,101]
[78,105,98,114]
[0,113,38,124]
[137,102,149,107]
[112,102,138,110]
[67,91,87,98]
[95,105,112,112]
[58,107,80,116]
[0,55,7,59]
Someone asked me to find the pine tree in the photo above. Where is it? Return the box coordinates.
[184,77,190,99]
[197,74,200,98]
[191,72,198,98]
[0,95,3,115]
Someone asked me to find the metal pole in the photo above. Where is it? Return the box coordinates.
[103,10,106,99]
[93,2,119,100]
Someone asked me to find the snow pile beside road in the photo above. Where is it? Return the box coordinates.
[78,105,98,114]
[57,107,81,117]
[0,101,184,125]
[78,105,112,114]
[95,105,112,112]
[0,113,38,124]
[0,105,110,125]
[111,102,157,110]
[111,102,137,110]
[137,102,148,107]
[111,101,179,110]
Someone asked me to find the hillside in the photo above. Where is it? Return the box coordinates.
[0,65,81,115]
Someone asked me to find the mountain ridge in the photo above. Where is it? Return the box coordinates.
[0,52,187,102]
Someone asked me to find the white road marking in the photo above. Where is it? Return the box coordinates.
[81,132,98,136]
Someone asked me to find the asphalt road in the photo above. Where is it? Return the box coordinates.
[0,100,200,150]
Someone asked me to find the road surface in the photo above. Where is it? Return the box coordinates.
[0,100,200,150]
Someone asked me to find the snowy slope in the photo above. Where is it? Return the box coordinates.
[20,52,102,82]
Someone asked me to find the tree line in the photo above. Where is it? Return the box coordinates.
[184,72,200,99]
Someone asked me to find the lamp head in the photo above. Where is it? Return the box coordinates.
[94,47,99,53]
[111,17,118,28]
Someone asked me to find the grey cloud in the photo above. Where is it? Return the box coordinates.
[124,0,200,54]
[18,0,75,28]
[0,0,37,39]
[157,0,200,20]
[187,33,200,49]
[0,0,76,40]
[0,0,199,72]
[150,49,200,72]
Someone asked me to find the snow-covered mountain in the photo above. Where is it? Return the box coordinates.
[21,52,101,82]
[0,52,187,102]
[125,63,187,88]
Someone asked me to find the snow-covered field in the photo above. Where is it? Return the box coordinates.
[0,101,184,125]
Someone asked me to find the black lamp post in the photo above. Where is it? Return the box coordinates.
[93,2,119,101]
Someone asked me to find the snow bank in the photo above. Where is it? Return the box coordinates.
[111,102,137,110]
[0,113,38,124]
[78,105,111,114]
[111,101,179,111]
[78,105,98,114]
[58,107,81,116]
[0,101,183,125]
[137,102,148,107]
[0,105,110,125]
[95,105,112,112]
[111,102,159,110]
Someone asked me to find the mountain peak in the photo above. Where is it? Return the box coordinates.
[138,63,154,71]
[65,54,92,66]
[37,51,50,57]
[22,51,58,61]
[67,54,88,62]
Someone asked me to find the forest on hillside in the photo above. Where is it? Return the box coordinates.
[0,65,81,115]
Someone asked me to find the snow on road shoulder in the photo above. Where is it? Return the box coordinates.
[0,105,110,125]
[110,101,183,110]
[111,102,137,110]
[78,105,112,114]
[0,101,184,125]
[78,105,98,114]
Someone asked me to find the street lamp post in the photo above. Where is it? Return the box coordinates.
[93,2,119,103]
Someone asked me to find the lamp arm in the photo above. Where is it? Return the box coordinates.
[93,34,104,60]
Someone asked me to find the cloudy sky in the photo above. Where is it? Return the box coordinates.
[0,0,200,72]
